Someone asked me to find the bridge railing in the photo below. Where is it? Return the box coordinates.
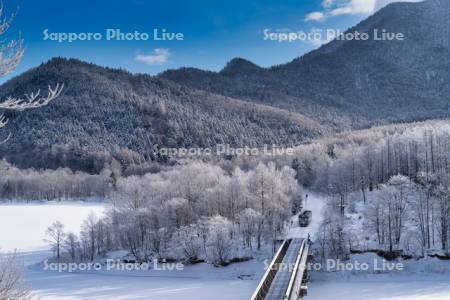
[250,239,292,300]
[286,240,310,300]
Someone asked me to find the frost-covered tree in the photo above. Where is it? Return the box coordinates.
[205,215,233,266]
[385,175,411,249]
[171,224,203,262]
[63,232,80,261]
[237,208,262,250]
[315,208,349,262]
[80,213,98,261]
[52,161,299,264]
[0,253,33,300]
[0,2,63,142]
[45,221,66,261]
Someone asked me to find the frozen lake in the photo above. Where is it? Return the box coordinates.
[0,201,106,252]
[24,264,257,300]
[308,278,450,300]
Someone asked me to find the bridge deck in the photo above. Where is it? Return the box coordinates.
[265,238,304,300]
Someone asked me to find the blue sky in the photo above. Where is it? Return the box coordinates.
[1,0,415,81]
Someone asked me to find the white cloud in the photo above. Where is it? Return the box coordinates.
[305,12,326,22]
[305,0,422,21]
[329,0,376,16]
[135,48,170,66]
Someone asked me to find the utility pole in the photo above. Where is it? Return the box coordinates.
[337,194,346,217]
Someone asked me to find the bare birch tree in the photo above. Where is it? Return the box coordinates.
[45,221,66,262]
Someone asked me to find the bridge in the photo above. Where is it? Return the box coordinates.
[250,238,310,300]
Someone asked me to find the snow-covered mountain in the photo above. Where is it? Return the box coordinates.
[0,58,324,172]
[161,0,450,129]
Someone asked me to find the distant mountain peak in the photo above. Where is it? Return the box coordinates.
[220,58,263,76]
[159,0,450,129]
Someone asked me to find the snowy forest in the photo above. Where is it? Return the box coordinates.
[291,120,450,260]
[31,119,449,266]
[43,162,299,265]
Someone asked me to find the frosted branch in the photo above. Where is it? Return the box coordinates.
[0,2,22,77]
[0,83,64,111]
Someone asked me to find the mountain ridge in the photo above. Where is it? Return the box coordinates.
[160,0,450,128]
[0,57,325,172]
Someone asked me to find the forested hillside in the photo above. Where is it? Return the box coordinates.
[161,0,450,129]
[0,58,324,173]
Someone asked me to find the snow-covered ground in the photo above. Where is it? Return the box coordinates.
[0,201,106,252]
[308,278,450,300]
[24,256,261,300]
[308,255,450,300]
